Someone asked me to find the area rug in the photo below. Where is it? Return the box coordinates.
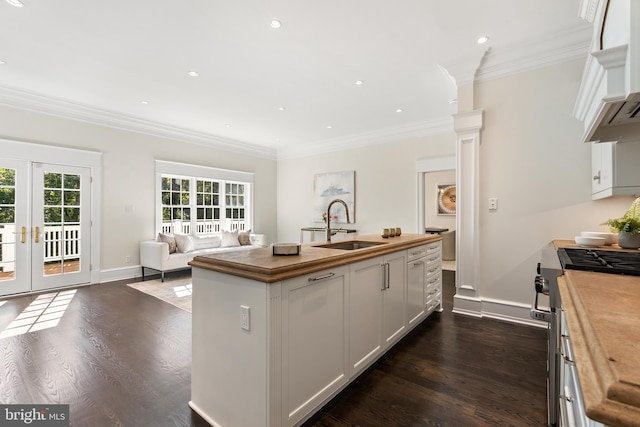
[127,274,192,313]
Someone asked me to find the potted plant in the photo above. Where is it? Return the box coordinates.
[604,196,640,249]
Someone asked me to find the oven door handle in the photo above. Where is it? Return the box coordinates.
[561,334,575,364]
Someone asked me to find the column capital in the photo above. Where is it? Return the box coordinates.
[453,110,484,134]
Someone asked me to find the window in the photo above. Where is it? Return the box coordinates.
[156,161,253,235]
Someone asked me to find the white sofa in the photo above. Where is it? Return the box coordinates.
[140,231,267,281]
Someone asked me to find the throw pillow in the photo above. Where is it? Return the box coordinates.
[192,235,222,250]
[174,234,194,253]
[238,229,252,246]
[220,230,240,248]
[157,233,177,254]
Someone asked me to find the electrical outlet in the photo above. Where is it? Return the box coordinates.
[240,305,250,331]
[125,255,131,263]
[488,198,498,211]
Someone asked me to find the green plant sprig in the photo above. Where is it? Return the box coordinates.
[603,197,640,234]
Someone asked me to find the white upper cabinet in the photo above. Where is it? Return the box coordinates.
[574,0,640,143]
[591,141,640,199]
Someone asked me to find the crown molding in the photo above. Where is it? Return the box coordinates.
[0,85,278,160]
[475,23,592,82]
[277,116,454,160]
[579,0,601,23]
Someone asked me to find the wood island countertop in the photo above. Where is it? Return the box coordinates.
[555,246,640,426]
[189,233,441,283]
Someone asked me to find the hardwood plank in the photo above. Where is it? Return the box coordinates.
[0,270,547,426]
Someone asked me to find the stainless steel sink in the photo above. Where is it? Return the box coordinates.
[314,240,387,250]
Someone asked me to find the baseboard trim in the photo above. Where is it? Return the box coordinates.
[99,265,142,284]
[452,294,482,316]
[451,292,548,328]
[481,297,548,328]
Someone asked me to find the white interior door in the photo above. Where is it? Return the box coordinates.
[31,163,91,292]
[0,159,30,296]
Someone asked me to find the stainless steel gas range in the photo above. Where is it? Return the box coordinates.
[530,243,640,427]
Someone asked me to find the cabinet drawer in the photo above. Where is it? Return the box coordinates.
[426,241,441,257]
[426,273,441,293]
[425,258,441,278]
[426,294,441,314]
[407,245,427,262]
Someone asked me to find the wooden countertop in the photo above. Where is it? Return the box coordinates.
[189,233,440,283]
[558,270,640,427]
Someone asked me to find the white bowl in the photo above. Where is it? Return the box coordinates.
[575,236,606,247]
[580,231,616,245]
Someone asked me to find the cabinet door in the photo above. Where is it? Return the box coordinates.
[281,265,349,426]
[382,251,406,346]
[591,142,613,196]
[407,256,426,326]
[348,256,384,376]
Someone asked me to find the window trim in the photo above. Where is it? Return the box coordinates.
[155,160,254,235]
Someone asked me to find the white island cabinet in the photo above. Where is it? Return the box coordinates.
[280,265,350,426]
[189,234,441,427]
[348,250,406,377]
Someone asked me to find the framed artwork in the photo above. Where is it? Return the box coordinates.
[437,184,456,215]
[313,171,355,223]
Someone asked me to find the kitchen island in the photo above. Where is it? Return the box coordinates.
[553,240,640,427]
[188,233,442,427]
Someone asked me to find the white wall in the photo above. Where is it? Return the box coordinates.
[277,133,456,243]
[475,58,632,307]
[0,105,278,279]
[277,57,636,321]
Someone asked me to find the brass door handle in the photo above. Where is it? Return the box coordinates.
[34,226,40,243]
[21,226,26,243]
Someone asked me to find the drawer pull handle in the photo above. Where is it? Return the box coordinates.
[412,261,424,267]
[308,272,335,282]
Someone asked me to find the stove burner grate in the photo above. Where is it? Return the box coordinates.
[558,248,640,276]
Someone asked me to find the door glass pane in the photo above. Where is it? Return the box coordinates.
[43,173,81,276]
[0,168,17,281]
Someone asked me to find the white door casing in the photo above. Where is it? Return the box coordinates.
[0,138,101,295]
[0,159,30,295]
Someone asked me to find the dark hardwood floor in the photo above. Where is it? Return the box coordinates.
[0,270,547,426]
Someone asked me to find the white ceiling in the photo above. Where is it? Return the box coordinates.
[0,0,591,158]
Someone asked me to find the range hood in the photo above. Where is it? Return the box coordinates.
[574,0,640,143]
[605,92,640,126]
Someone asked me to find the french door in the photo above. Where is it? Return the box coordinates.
[0,159,91,296]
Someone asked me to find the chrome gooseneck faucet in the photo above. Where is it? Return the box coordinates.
[326,198,351,242]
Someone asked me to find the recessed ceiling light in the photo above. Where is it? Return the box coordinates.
[187,71,199,77]
[278,107,285,111]
[270,20,282,29]
[477,36,489,44]
[396,109,403,113]
[0,59,6,65]
[225,124,231,128]
[326,125,332,129]
[140,100,149,105]
[355,80,364,85]
[6,0,24,7]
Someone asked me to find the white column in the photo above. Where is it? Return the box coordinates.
[452,110,484,316]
